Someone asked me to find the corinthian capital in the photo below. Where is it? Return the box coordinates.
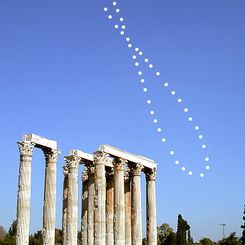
[93,151,109,165]
[64,154,81,169]
[43,148,60,162]
[17,141,35,156]
[145,168,157,181]
[113,158,127,171]
[131,163,144,176]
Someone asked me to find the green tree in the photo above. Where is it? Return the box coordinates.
[177,214,190,245]
[219,232,241,245]
[162,232,177,245]
[158,223,174,244]
[0,220,17,245]
[0,226,6,242]
[200,237,215,245]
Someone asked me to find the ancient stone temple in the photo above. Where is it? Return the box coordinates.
[16,134,157,245]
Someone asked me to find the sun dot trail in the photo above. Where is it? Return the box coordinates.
[103,1,211,178]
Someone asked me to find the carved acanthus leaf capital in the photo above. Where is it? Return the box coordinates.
[113,158,127,171]
[64,154,81,169]
[43,148,60,162]
[145,168,157,181]
[17,141,35,156]
[131,163,144,176]
[93,151,109,165]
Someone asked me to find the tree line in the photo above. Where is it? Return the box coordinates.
[0,215,242,245]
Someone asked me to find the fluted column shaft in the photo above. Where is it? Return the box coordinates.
[62,166,69,245]
[81,170,88,245]
[131,164,143,245]
[65,154,81,245]
[106,171,114,245]
[87,165,95,245]
[114,159,126,245]
[43,148,60,245]
[16,141,35,245]
[146,169,157,245]
[94,152,107,245]
[124,170,131,245]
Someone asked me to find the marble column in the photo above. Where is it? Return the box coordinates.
[114,158,126,245]
[43,148,60,245]
[87,164,95,245]
[106,169,114,245]
[62,166,69,245]
[65,154,81,245]
[124,169,131,245]
[81,169,88,245]
[131,163,143,245]
[16,140,35,245]
[94,152,107,245]
[146,168,157,245]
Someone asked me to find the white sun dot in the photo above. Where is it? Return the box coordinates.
[161,138,166,143]
[116,9,120,12]
[140,79,145,83]
[122,25,126,29]
[150,110,155,115]
[206,165,210,170]
[195,126,199,130]
[143,88,148,92]
[126,37,130,42]
[120,17,124,22]
[153,119,158,123]
[199,135,203,139]
[156,72,160,76]
[128,44,132,48]
[171,90,176,95]
[145,58,149,63]
[113,1,117,5]
[202,144,206,149]
[170,150,174,155]
[205,157,209,162]
[147,100,151,104]
[139,51,143,55]
[188,117,193,122]
[149,64,153,68]
[157,128,162,132]
[138,71,142,75]
[108,15,112,19]
[178,98,182,103]
[188,171,193,176]
[175,160,180,165]
[114,24,119,29]
[184,108,188,112]
[132,55,137,59]
[135,62,139,66]
[120,31,124,35]
[104,7,108,11]
[135,47,139,52]
[164,82,169,87]
[181,167,186,171]
[200,173,204,178]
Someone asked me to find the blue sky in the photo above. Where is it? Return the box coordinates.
[0,0,245,242]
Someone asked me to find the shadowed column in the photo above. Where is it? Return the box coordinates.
[43,148,60,245]
[81,169,88,245]
[131,163,143,245]
[62,166,69,245]
[16,140,35,245]
[145,168,157,245]
[94,151,107,245]
[106,168,114,245]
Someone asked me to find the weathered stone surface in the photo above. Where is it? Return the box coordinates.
[81,170,88,245]
[62,166,69,245]
[23,134,57,149]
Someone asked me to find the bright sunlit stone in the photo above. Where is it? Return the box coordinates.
[120,17,124,22]
[153,119,158,123]
[157,128,162,132]
[143,88,148,92]
[140,79,145,83]
[147,100,151,104]
[126,37,130,42]
[171,90,176,95]
[139,51,143,55]
[202,144,206,149]
[178,98,182,103]
[184,108,188,112]
[149,64,153,68]
[135,62,139,66]
[138,71,142,75]
[200,173,204,178]
[156,72,160,76]
[145,58,149,63]
[195,126,199,130]
[188,171,193,176]
[199,135,203,139]
[161,138,166,142]
[104,7,108,11]
[206,165,210,170]
[108,15,112,19]
[175,160,180,165]
[170,150,174,155]
[164,82,168,87]
[181,167,186,171]
[150,110,155,115]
